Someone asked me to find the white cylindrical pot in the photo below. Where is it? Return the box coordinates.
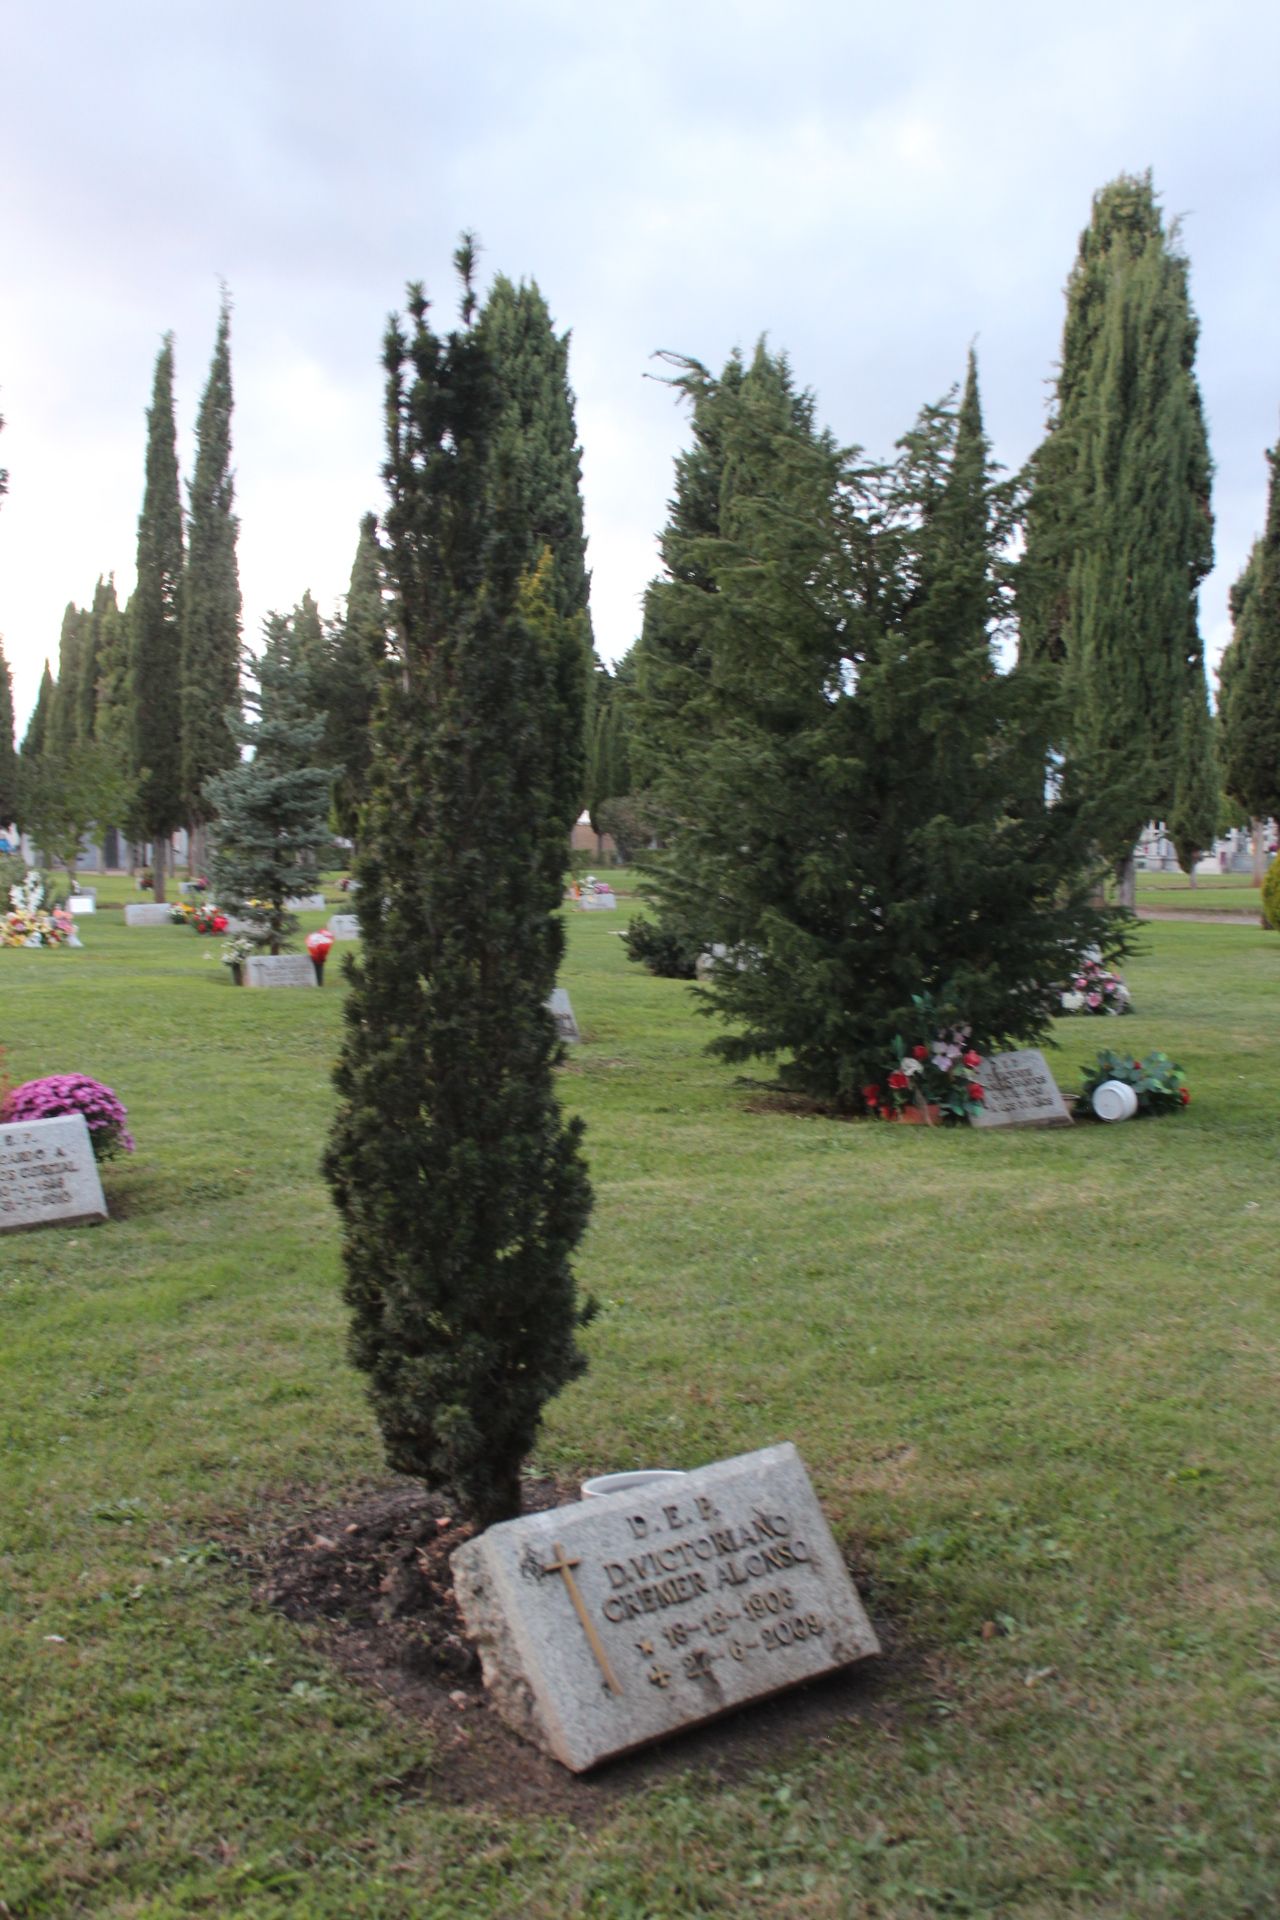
[581,1469,688,1501]
[1092,1079,1139,1122]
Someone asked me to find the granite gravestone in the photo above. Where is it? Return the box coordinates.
[124,903,172,927]
[970,1049,1072,1129]
[452,1442,879,1773]
[242,954,317,989]
[68,892,96,915]
[547,987,580,1044]
[329,914,361,940]
[0,1115,108,1233]
[579,891,617,913]
[285,893,327,913]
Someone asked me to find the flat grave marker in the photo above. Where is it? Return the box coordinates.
[123,903,172,928]
[452,1442,879,1773]
[285,893,327,913]
[547,987,580,1044]
[0,1114,108,1234]
[329,914,361,940]
[579,891,617,913]
[971,1048,1073,1129]
[68,891,96,915]
[242,954,317,989]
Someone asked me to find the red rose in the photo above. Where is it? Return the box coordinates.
[962,1049,981,1069]
[1180,1088,1190,1105]
[912,1044,929,1060]
[879,1106,894,1121]
[970,1084,985,1101]
[212,913,227,932]
[888,1070,909,1091]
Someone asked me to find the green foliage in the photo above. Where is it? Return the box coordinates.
[129,336,186,878]
[0,638,17,827]
[632,344,1126,1110]
[1169,671,1219,874]
[318,515,386,844]
[621,912,700,978]
[203,615,335,954]
[19,738,133,882]
[1021,173,1215,859]
[181,296,242,828]
[324,259,593,1528]
[1261,856,1280,931]
[1219,443,1280,825]
[1077,1045,1189,1115]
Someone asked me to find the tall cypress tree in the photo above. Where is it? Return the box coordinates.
[1020,174,1215,903]
[48,604,90,757]
[129,336,185,900]
[320,514,386,846]
[0,640,17,831]
[181,298,241,869]
[1219,440,1280,870]
[324,257,593,1528]
[16,662,53,834]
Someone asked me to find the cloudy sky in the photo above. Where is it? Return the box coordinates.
[2,0,1277,732]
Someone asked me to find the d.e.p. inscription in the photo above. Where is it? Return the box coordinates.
[0,1114,108,1234]
[451,1443,879,1772]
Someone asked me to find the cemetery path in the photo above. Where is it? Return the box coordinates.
[1136,906,1264,924]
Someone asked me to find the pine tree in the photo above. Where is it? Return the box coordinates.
[1219,440,1280,862]
[203,613,334,954]
[0,640,17,831]
[129,337,185,900]
[324,258,594,1529]
[321,514,386,846]
[1020,174,1215,903]
[181,297,241,868]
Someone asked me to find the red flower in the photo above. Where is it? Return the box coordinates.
[861,1082,880,1104]
[879,1107,894,1121]
[962,1049,981,1069]
[1133,1061,1142,1071]
[970,1084,985,1102]
[1180,1088,1190,1105]
[212,912,227,932]
[912,1044,929,1060]
[888,1070,909,1091]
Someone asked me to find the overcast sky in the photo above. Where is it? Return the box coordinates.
[2,0,1277,733]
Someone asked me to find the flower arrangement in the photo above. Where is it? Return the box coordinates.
[172,900,228,934]
[221,935,255,975]
[170,901,195,925]
[1077,1048,1189,1117]
[2,872,77,949]
[1058,955,1131,1016]
[1,1073,136,1159]
[862,999,986,1123]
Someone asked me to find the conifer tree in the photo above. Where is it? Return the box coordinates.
[0,641,17,831]
[48,604,90,757]
[17,663,54,826]
[129,336,185,900]
[203,613,334,953]
[1218,440,1280,867]
[324,257,593,1529]
[320,515,386,846]
[181,297,241,870]
[1167,670,1219,881]
[1020,174,1215,903]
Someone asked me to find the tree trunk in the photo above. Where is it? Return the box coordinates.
[188,822,208,879]
[1252,818,1267,887]
[152,836,169,904]
[1114,851,1137,912]
[1188,867,1197,889]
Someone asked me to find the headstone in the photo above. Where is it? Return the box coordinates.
[68,893,96,916]
[285,893,327,913]
[452,1442,879,1773]
[242,954,317,989]
[547,987,580,1043]
[123,903,172,927]
[0,1114,108,1234]
[329,914,361,940]
[579,891,617,912]
[222,916,256,937]
[970,1049,1072,1129]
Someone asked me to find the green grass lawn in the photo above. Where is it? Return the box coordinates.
[2,905,1277,1917]
[1133,871,1267,914]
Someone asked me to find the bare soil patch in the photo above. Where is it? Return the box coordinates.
[234,1474,894,1820]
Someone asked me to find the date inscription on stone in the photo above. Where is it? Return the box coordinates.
[0,1114,108,1234]
[451,1442,879,1772]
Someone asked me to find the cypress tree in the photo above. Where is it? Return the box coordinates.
[181,297,241,869]
[1219,440,1280,858]
[0,641,17,831]
[129,336,185,900]
[324,258,593,1529]
[48,604,90,757]
[1167,668,1219,881]
[203,613,335,954]
[1020,174,1215,903]
[17,662,54,827]
[321,515,386,847]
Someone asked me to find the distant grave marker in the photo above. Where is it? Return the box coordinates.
[547,987,580,1043]
[123,903,172,927]
[970,1049,1072,1129]
[329,914,361,940]
[0,1115,108,1234]
[285,893,327,913]
[68,893,96,916]
[242,954,317,990]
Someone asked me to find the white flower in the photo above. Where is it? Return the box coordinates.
[901,1057,923,1077]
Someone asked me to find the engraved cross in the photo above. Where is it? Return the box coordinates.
[540,1541,623,1697]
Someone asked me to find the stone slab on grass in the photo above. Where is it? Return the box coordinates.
[329,914,361,940]
[547,987,580,1043]
[452,1442,879,1773]
[0,1114,108,1233]
[123,903,172,927]
[242,954,317,989]
[971,1048,1072,1129]
[286,893,327,913]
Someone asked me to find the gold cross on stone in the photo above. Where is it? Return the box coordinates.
[540,1541,623,1697]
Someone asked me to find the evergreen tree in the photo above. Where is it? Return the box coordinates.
[48,603,90,757]
[1020,174,1215,903]
[129,336,185,900]
[16,662,54,826]
[324,258,594,1529]
[633,347,1124,1109]
[204,614,335,954]
[1219,440,1280,856]
[320,514,386,846]
[1167,669,1219,881]
[0,640,17,830]
[181,297,241,865]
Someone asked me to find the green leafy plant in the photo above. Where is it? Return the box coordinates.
[1078,1047,1190,1116]
[1262,858,1280,932]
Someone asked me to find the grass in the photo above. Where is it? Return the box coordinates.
[2,899,1278,1917]
[1133,871,1266,914]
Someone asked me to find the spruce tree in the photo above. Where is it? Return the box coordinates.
[204,613,334,953]
[0,641,17,831]
[1219,440,1280,858]
[324,258,593,1529]
[129,337,185,900]
[181,297,241,870]
[1020,174,1215,903]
